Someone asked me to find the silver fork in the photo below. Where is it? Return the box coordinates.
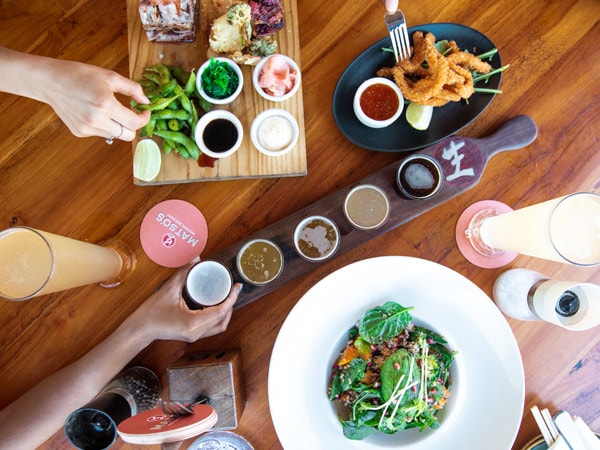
[384,9,411,62]
[160,395,209,417]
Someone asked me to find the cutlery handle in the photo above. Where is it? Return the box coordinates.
[477,115,538,158]
[531,406,554,446]
[554,410,586,450]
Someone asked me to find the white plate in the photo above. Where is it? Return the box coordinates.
[268,256,524,450]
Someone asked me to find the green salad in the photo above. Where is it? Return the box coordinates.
[328,301,456,440]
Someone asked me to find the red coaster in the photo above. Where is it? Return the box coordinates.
[117,404,218,445]
[455,200,518,269]
[140,199,208,268]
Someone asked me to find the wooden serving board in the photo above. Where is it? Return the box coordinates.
[209,115,538,309]
[126,0,306,185]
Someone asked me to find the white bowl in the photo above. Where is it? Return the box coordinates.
[269,256,525,450]
[252,54,301,102]
[250,109,299,156]
[194,110,243,159]
[197,57,244,105]
[353,77,404,128]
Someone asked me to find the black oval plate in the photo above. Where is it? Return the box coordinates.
[332,23,502,152]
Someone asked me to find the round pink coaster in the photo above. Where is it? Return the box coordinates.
[455,200,517,269]
[140,199,208,268]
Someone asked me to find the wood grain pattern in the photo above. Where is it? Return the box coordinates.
[127,0,307,184]
[0,0,599,449]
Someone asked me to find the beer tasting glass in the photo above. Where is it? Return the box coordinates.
[0,226,136,301]
[457,192,600,268]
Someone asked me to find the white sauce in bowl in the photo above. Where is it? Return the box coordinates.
[257,115,294,151]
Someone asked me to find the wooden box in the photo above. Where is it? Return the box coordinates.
[167,349,246,430]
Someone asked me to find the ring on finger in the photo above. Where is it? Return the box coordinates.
[106,123,125,145]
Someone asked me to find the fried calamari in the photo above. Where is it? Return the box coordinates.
[376,31,492,107]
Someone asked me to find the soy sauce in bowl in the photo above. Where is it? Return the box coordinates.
[194,110,243,159]
[203,119,238,153]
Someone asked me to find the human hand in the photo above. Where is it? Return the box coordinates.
[40,58,150,141]
[129,266,241,345]
[381,0,399,13]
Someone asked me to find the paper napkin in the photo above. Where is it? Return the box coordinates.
[573,416,600,450]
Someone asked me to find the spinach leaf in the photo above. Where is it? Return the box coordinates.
[350,389,382,421]
[328,358,368,400]
[358,301,413,344]
[414,325,448,344]
[380,348,420,401]
[341,419,376,440]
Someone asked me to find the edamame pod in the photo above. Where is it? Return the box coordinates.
[142,72,162,85]
[143,117,157,137]
[136,94,181,111]
[153,130,200,160]
[159,79,178,96]
[162,138,175,154]
[179,92,193,115]
[168,119,180,131]
[152,109,191,121]
[167,65,190,85]
[175,143,191,159]
[184,69,196,96]
[146,63,171,84]
[156,119,168,131]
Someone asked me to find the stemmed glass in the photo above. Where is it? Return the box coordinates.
[455,192,600,268]
[0,226,136,301]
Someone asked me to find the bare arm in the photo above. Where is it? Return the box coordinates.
[0,46,150,141]
[0,267,241,450]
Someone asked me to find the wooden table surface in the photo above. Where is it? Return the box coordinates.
[1,0,599,449]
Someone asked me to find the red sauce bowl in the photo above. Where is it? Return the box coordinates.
[353,77,404,128]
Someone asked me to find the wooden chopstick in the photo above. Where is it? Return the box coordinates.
[531,406,554,446]
[542,408,560,442]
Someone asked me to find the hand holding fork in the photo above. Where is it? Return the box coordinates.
[380,0,411,62]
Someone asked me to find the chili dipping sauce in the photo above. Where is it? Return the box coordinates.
[359,83,400,121]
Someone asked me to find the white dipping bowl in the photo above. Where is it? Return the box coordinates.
[197,57,244,105]
[250,109,299,157]
[194,110,243,159]
[252,54,301,102]
[353,77,404,128]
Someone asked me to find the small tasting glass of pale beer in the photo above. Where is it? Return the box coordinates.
[468,192,600,266]
[0,226,136,301]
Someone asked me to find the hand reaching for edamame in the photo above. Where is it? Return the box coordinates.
[0,46,150,142]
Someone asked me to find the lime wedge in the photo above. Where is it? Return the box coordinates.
[405,102,434,130]
[133,139,162,181]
